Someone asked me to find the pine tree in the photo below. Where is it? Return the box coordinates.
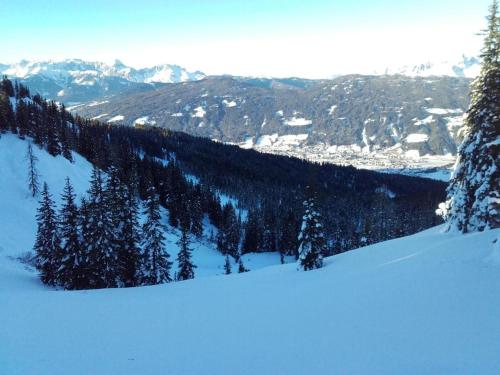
[0,93,15,133]
[439,1,500,232]
[77,197,91,288]
[224,255,232,275]
[238,257,248,273]
[217,203,240,258]
[242,209,261,254]
[58,178,84,289]
[46,102,61,156]
[189,189,204,237]
[279,208,300,258]
[120,185,141,287]
[33,182,60,286]
[26,142,40,197]
[84,167,118,288]
[176,225,196,281]
[297,189,327,271]
[138,186,172,285]
[106,165,140,287]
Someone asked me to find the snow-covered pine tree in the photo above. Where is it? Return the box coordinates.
[176,225,196,281]
[26,142,40,197]
[224,255,232,275]
[439,0,500,232]
[77,197,91,289]
[120,184,141,287]
[33,182,61,286]
[84,167,118,288]
[138,185,172,285]
[58,178,84,290]
[297,189,327,271]
[106,165,140,287]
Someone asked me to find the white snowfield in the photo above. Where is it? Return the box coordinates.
[1,134,500,374]
[406,133,429,143]
[283,116,313,126]
[107,115,125,123]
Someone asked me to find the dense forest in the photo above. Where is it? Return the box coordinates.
[0,76,446,285]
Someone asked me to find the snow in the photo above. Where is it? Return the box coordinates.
[255,133,279,147]
[378,55,481,78]
[425,108,463,115]
[405,149,420,158]
[2,197,500,374]
[192,106,205,118]
[107,115,125,123]
[134,116,156,126]
[0,59,205,86]
[446,115,465,136]
[0,134,285,272]
[91,114,108,120]
[0,134,93,259]
[87,100,109,107]
[239,136,254,149]
[283,117,312,126]
[406,133,429,143]
[171,112,183,117]
[254,134,308,148]
[414,115,434,126]
[222,99,237,108]
[328,105,337,115]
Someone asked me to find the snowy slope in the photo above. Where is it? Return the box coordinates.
[2,220,499,374]
[1,134,500,374]
[0,134,285,277]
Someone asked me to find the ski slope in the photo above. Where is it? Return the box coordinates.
[1,133,500,374]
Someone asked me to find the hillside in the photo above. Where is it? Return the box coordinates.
[0,133,289,279]
[2,206,499,373]
[0,78,447,255]
[75,75,471,176]
[1,132,498,374]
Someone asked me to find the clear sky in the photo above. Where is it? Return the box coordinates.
[1,0,492,78]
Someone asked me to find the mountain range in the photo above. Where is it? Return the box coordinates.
[1,57,478,177]
[75,75,471,172]
[375,55,480,78]
[0,59,205,103]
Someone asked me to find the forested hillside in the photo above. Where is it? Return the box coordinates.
[0,77,445,266]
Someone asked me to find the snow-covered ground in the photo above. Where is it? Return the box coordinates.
[2,223,499,373]
[0,134,286,273]
[1,133,500,374]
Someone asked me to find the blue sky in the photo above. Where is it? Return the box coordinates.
[1,0,492,77]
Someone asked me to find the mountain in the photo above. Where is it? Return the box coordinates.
[0,77,446,260]
[378,55,481,78]
[75,74,471,175]
[0,59,205,103]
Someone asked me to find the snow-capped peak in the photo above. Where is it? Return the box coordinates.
[376,55,480,78]
[0,59,206,85]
